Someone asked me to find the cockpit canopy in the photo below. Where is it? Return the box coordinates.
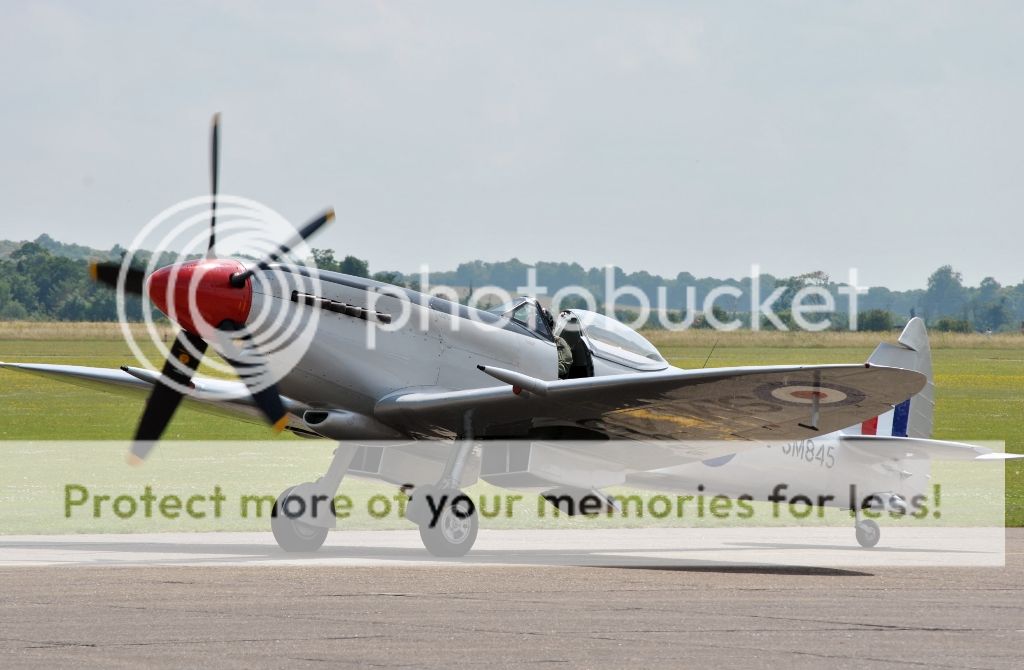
[488,297,553,340]
[487,300,667,372]
[558,309,667,372]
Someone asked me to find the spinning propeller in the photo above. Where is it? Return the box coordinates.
[89,114,334,463]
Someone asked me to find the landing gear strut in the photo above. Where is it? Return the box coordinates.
[407,412,479,557]
[271,444,356,553]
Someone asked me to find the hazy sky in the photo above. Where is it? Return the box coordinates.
[2,1,1021,290]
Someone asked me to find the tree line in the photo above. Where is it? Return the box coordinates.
[1,235,1021,332]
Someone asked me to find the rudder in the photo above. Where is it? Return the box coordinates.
[857,317,934,438]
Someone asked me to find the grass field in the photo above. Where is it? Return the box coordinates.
[0,322,1021,530]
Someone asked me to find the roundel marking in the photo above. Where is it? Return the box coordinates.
[770,385,847,405]
[702,453,736,467]
[755,380,866,408]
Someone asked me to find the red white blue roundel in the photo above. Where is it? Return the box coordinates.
[755,381,865,407]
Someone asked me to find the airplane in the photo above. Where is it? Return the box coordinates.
[1,115,1015,557]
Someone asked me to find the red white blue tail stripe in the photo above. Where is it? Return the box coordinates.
[859,399,911,437]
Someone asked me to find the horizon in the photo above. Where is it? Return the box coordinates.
[1,230,1006,293]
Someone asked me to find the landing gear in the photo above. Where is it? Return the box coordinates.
[408,412,480,557]
[855,517,880,548]
[270,417,482,557]
[415,488,479,557]
[271,444,356,553]
[272,486,329,552]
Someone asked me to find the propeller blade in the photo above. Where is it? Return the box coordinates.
[250,382,289,433]
[230,208,335,286]
[214,321,289,432]
[207,112,221,257]
[128,330,208,463]
[89,261,146,295]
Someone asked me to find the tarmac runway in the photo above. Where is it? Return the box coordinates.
[1,528,1022,668]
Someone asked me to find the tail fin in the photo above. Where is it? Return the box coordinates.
[854,318,934,438]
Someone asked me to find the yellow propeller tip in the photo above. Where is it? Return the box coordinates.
[272,416,289,434]
[125,453,144,467]
[325,209,336,222]
[88,262,98,280]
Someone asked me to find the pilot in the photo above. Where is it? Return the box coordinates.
[543,308,573,379]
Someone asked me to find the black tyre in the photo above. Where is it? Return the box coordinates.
[418,490,479,558]
[272,486,329,552]
[855,519,880,548]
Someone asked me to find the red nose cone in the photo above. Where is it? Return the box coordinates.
[146,259,252,334]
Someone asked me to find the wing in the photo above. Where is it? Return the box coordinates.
[0,362,309,430]
[375,363,926,441]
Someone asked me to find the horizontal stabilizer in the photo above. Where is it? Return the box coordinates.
[841,434,1020,461]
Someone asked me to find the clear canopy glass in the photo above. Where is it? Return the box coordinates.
[571,310,667,370]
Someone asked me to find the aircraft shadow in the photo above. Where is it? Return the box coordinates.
[10,533,988,575]
[722,541,988,554]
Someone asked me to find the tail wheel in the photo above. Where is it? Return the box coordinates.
[271,485,329,552]
[418,489,479,558]
[855,518,881,548]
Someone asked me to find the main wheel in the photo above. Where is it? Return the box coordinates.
[855,518,880,548]
[272,486,329,552]
[418,489,479,558]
